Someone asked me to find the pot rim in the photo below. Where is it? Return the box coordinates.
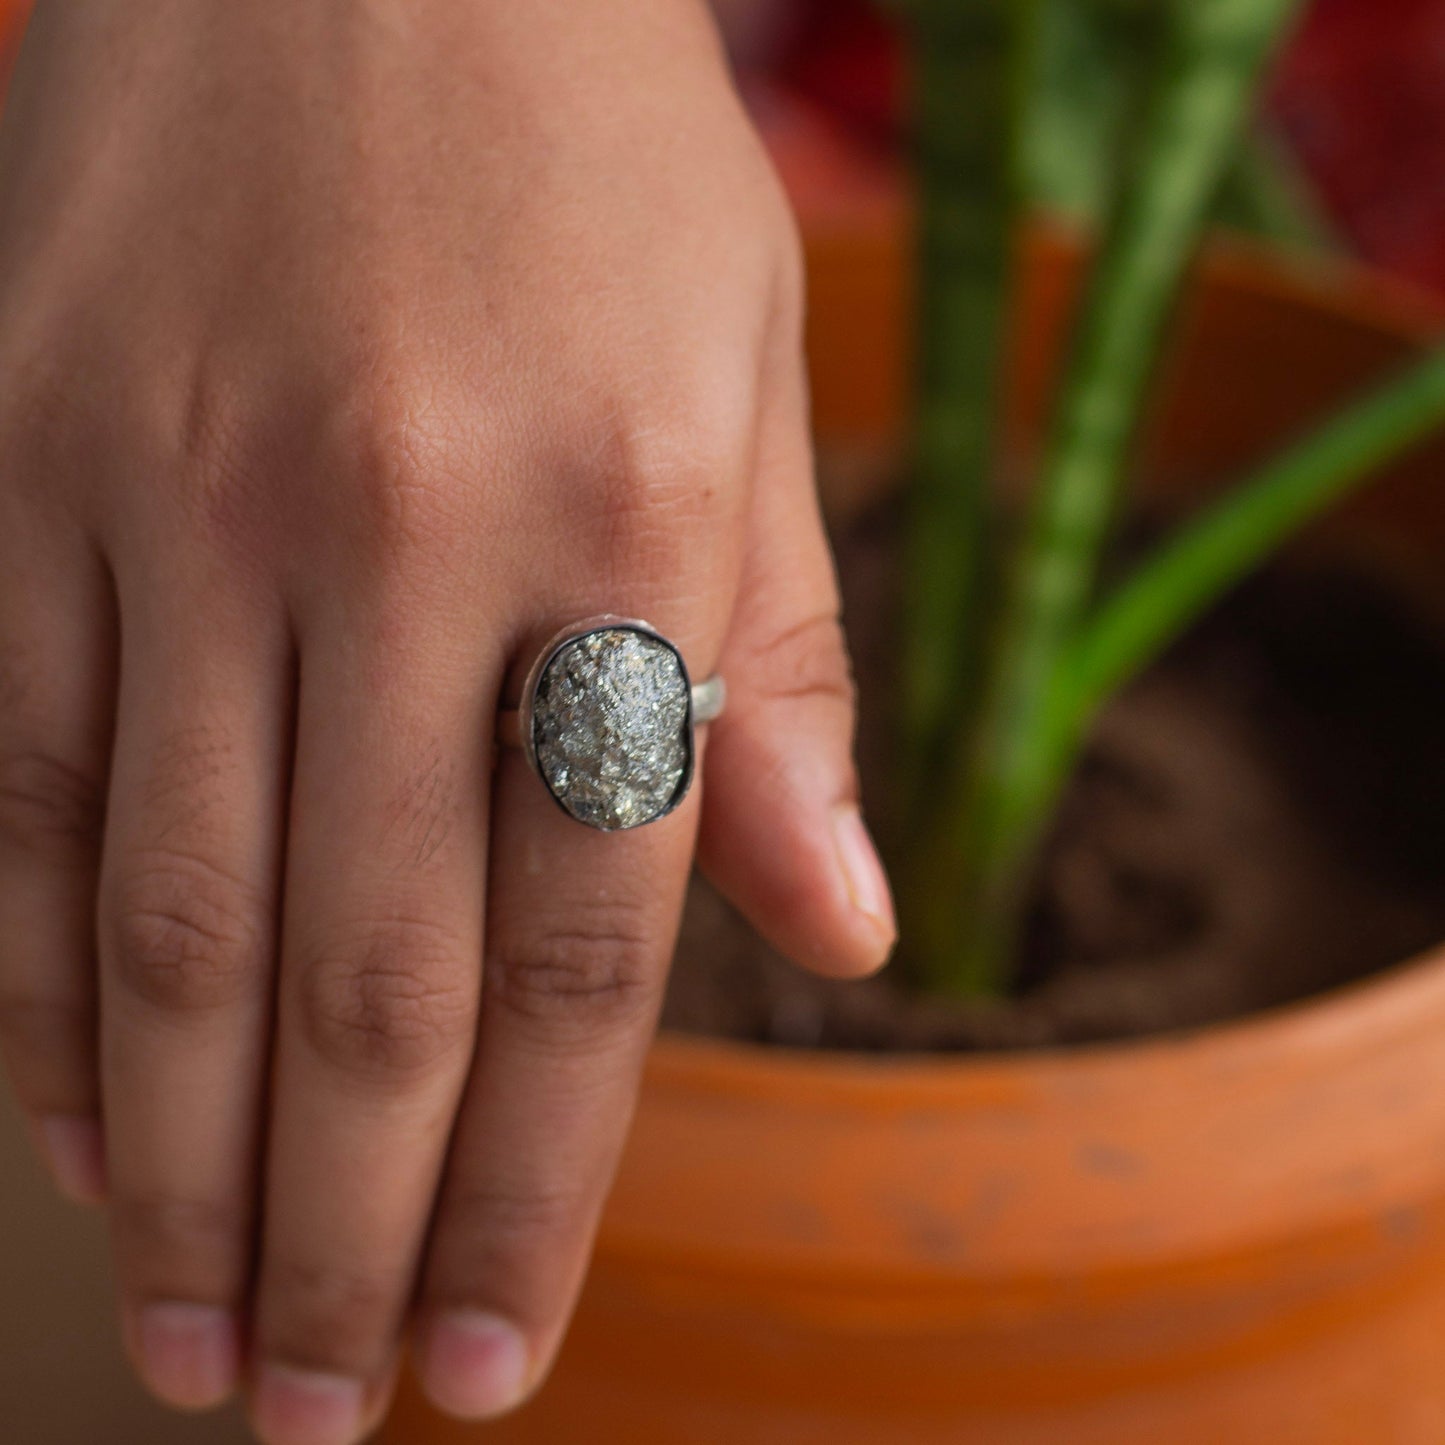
[654,939,1445,1086]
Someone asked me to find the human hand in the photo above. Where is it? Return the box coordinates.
[0,1,894,1440]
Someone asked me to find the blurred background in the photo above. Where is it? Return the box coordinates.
[2,0,1444,1438]
[714,0,1445,297]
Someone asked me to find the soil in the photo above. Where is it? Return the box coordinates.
[663,496,1445,1052]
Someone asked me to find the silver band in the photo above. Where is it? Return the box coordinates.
[690,674,728,726]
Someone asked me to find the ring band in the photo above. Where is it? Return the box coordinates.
[498,616,724,831]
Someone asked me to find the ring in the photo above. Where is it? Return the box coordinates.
[498,616,726,831]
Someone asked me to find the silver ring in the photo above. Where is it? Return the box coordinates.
[498,616,725,831]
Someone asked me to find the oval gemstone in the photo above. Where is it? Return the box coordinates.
[531,627,692,830]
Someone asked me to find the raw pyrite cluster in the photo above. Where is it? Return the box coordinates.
[532,627,691,830]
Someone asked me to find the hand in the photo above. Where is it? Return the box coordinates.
[0,1,895,1440]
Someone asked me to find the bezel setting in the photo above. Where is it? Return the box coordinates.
[517,616,696,831]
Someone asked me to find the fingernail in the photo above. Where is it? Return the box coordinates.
[419,1310,530,1420]
[34,1115,106,1205]
[131,1302,239,1410]
[832,805,896,946]
[252,1363,364,1445]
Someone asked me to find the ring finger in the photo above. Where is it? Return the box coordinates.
[412,605,721,1420]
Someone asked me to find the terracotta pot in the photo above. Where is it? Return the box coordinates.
[380,214,1445,1443]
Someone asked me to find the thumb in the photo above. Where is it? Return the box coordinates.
[697,382,895,978]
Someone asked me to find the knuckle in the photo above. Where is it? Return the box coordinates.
[443,1176,589,1264]
[107,853,267,1015]
[608,401,739,514]
[488,911,659,1037]
[327,373,475,566]
[0,995,97,1113]
[0,993,86,1054]
[175,373,254,501]
[586,390,746,568]
[260,1255,397,1373]
[110,1194,249,1286]
[0,352,93,500]
[6,354,69,441]
[0,746,105,861]
[150,364,280,552]
[296,921,476,1081]
[749,610,856,711]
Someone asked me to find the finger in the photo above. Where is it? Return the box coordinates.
[0,517,113,1205]
[96,554,290,1412]
[698,361,895,975]
[249,606,498,1445]
[408,380,752,1420]
[412,685,701,1421]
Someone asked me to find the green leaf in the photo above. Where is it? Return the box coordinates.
[916,0,1305,995]
[1057,344,1445,748]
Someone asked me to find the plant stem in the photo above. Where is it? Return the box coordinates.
[903,0,1022,811]
[918,0,1303,996]
[1215,125,1337,250]
[1051,344,1445,767]
[1022,0,1162,223]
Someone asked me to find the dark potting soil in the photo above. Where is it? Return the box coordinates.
[663,497,1445,1052]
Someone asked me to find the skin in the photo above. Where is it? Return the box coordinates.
[0,2,894,1442]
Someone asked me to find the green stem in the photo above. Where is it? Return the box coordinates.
[1052,345,1445,761]
[1215,124,1337,249]
[903,0,1023,812]
[1022,0,1163,223]
[921,0,1303,995]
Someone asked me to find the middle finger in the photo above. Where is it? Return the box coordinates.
[248,598,499,1445]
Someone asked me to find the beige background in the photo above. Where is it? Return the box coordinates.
[0,1088,249,1445]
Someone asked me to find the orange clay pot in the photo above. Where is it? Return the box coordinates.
[379,215,1445,1442]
